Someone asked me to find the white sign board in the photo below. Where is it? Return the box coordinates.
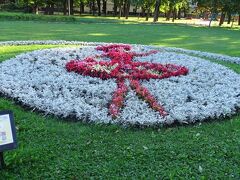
[0,111,17,152]
[0,114,14,146]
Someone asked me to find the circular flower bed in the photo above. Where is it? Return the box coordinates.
[0,41,240,126]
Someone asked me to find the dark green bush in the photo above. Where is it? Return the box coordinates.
[0,12,122,23]
[0,12,77,22]
[0,2,31,13]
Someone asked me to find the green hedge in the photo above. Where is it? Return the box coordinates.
[0,12,77,22]
[0,12,124,23]
[0,3,24,11]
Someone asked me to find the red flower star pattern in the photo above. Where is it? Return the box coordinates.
[66,44,188,118]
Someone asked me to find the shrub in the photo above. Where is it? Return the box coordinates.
[0,2,32,13]
[0,12,76,22]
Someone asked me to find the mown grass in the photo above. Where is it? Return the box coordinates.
[0,45,70,62]
[0,20,240,179]
[0,21,240,56]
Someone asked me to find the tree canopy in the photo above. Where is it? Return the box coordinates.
[0,0,239,25]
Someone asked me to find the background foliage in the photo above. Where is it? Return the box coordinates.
[0,0,240,25]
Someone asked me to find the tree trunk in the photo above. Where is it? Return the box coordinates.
[173,8,177,22]
[92,0,96,16]
[33,4,39,14]
[125,0,130,19]
[166,10,171,21]
[89,1,92,14]
[118,5,122,19]
[123,0,126,17]
[80,1,84,14]
[97,0,101,16]
[146,8,150,21]
[102,0,107,16]
[183,7,186,18]
[113,0,117,16]
[63,0,67,15]
[70,0,74,15]
[36,6,39,15]
[209,13,215,27]
[141,7,145,17]
[134,5,137,14]
[49,3,54,15]
[177,8,181,19]
[219,12,225,26]
[238,14,240,25]
[153,0,161,22]
[227,12,231,24]
[172,8,176,22]
[44,4,49,15]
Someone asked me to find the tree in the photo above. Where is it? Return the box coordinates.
[21,0,44,14]
[124,0,131,19]
[63,0,68,15]
[140,0,154,21]
[102,0,107,15]
[130,0,144,17]
[97,0,101,15]
[118,0,123,18]
[153,0,161,22]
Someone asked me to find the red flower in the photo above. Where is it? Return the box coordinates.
[66,44,188,118]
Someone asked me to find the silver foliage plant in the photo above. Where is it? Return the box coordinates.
[0,41,240,126]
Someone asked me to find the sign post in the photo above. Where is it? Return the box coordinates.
[0,152,5,168]
[0,111,17,170]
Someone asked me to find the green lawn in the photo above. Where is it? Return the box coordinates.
[0,21,240,56]
[0,20,240,179]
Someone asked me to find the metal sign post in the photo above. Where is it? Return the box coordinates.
[0,152,5,169]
